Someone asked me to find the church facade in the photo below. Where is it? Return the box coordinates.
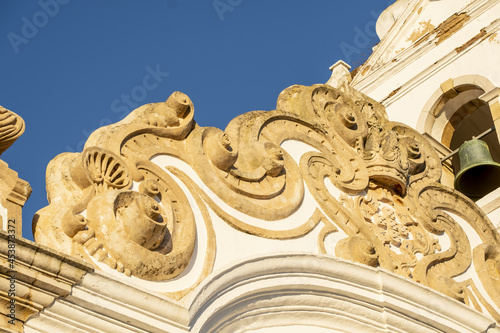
[2,0,500,332]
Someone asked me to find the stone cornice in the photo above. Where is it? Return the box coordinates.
[0,231,92,332]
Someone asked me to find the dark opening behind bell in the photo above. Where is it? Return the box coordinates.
[454,139,500,198]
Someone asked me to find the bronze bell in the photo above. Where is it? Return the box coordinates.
[454,139,500,198]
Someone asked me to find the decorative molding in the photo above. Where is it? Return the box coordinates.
[25,271,190,333]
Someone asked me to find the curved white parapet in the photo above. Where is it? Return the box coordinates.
[189,253,500,333]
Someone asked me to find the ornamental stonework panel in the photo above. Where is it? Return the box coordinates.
[0,106,31,235]
[34,84,500,321]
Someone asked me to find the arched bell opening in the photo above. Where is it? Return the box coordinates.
[419,76,500,198]
[446,102,500,174]
[442,95,500,199]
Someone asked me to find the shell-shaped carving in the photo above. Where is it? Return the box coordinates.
[71,147,131,190]
[85,149,130,187]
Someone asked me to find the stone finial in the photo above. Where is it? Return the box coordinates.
[326,60,352,89]
[0,106,25,156]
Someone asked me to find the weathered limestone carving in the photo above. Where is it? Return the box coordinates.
[0,106,31,235]
[35,93,197,282]
[34,85,500,320]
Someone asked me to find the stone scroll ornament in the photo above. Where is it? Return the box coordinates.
[34,85,500,318]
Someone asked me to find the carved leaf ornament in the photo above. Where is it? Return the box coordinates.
[34,85,500,318]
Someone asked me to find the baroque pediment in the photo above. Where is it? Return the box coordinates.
[34,84,500,319]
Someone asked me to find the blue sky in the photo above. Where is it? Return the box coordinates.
[0,0,395,240]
